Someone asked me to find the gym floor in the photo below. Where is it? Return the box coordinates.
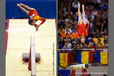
[6,19,56,76]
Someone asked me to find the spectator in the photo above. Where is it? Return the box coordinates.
[58,0,108,67]
[72,24,77,32]
[94,29,102,38]
[76,43,82,49]
[103,29,108,38]
[72,0,79,14]
[100,23,106,34]
[62,43,71,52]
[72,29,79,39]
[83,43,88,48]
[60,30,66,38]
[105,38,108,48]
[96,38,103,49]
[89,25,95,38]
[88,42,95,49]
[64,36,72,49]
[73,13,78,23]
[80,36,86,44]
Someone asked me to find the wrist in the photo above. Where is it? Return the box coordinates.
[34,24,37,27]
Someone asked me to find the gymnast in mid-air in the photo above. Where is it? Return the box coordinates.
[77,3,89,37]
[17,3,46,31]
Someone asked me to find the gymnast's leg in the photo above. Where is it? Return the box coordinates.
[17,4,29,16]
[78,3,82,25]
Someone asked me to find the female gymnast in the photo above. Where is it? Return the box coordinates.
[17,3,46,31]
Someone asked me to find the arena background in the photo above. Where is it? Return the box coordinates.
[57,0,109,76]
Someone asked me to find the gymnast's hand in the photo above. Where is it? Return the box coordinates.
[35,24,40,31]
[20,3,23,5]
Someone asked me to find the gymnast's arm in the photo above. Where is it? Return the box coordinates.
[35,17,46,27]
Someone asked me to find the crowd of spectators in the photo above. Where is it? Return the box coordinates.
[58,0,108,51]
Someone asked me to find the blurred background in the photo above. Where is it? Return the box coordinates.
[58,0,108,76]
[6,0,56,19]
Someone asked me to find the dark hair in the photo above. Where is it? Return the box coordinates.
[28,18,34,25]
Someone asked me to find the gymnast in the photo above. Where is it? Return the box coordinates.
[17,3,46,31]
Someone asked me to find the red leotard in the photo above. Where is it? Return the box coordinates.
[28,9,46,25]
[77,22,89,37]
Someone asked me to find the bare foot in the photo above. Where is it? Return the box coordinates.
[78,3,80,8]
[20,3,23,5]
[82,4,84,10]
[17,4,20,7]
